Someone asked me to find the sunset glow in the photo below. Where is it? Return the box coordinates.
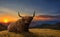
[3,19,9,23]
[0,0,59,23]
[0,16,18,23]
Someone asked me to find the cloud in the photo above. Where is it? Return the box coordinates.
[0,7,32,18]
[48,11,60,15]
[0,7,18,17]
[0,11,5,13]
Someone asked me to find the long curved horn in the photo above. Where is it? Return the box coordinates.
[18,12,22,17]
[33,11,35,17]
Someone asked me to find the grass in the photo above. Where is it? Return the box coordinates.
[0,29,60,37]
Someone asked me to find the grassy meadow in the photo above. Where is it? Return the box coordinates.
[0,29,60,37]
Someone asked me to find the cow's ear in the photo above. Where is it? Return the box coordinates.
[33,11,35,17]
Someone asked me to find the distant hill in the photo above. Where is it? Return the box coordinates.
[31,22,60,30]
[0,23,7,31]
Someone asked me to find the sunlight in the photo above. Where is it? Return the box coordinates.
[4,19,8,23]
[0,15,18,23]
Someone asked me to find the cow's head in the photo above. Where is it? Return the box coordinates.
[18,11,35,24]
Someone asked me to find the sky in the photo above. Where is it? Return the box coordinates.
[0,0,60,22]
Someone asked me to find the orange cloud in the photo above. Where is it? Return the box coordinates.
[33,16,53,21]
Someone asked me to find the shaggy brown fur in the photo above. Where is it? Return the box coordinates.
[8,19,25,33]
[8,11,35,33]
